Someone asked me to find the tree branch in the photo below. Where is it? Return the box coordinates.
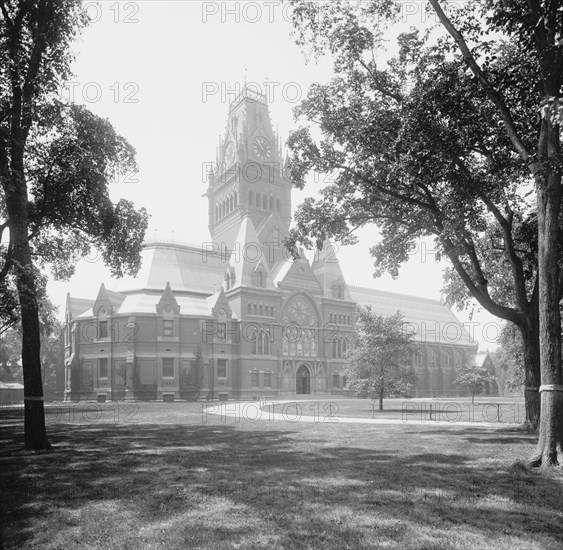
[428,0,531,163]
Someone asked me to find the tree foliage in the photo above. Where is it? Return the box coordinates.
[496,322,525,392]
[0,0,148,449]
[454,364,495,404]
[286,0,563,465]
[345,307,416,410]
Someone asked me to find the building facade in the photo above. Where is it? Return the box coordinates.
[62,87,489,402]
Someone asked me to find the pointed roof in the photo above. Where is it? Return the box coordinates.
[271,252,323,295]
[65,293,95,321]
[227,215,274,290]
[311,242,353,301]
[206,287,233,319]
[156,282,180,315]
[93,283,126,316]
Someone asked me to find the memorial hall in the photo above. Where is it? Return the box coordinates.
[62,87,493,402]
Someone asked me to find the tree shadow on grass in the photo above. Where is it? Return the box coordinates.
[1,420,562,550]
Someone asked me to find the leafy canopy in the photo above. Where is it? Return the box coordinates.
[345,307,416,404]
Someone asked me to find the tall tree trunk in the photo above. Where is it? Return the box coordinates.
[379,390,383,411]
[530,115,563,467]
[520,317,541,432]
[4,171,51,450]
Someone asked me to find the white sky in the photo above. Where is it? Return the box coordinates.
[45,0,500,350]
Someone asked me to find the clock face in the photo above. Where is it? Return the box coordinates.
[253,136,271,160]
[225,141,235,166]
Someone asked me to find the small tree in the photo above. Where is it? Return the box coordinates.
[345,308,415,411]
[454,365,495,404]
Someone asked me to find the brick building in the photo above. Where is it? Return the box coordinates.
[61,87,489,402]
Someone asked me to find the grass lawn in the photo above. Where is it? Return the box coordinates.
[1,400,562,550]
[291,397,526,424]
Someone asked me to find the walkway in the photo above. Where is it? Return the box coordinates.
[203,399,519,428]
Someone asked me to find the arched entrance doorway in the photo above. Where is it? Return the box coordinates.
[296,364,311,395]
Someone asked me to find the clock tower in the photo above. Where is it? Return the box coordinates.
[206,85,292,264]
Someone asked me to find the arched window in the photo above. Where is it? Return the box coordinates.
[252,304,257,315]
[276,198,281,212]
[273,228,280,244]
[247,304,252,315]
[443,352,450,368]
[337,338,342,359]
[263,332,270,355]
[230,195,234,211]
[342,339,347,356]
[215,206,219,221]
[256,193,261,209]
[251,330,258,355]
[258,271,265,288]
[234,192,238,206]
[249,191,254,206]
[270,196,274,210]
[415,349,423,367]
[259,305,263,316]
[332,339,337,358]
[269,306,274,317]
[263,195,267,209]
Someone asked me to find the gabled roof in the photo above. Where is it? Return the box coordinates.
[271,252,323,295]
[311,241,353,301]
[469,352,493,367]
[227,215,274,290]
[66,293,95,320]
[349,285,476,348]
[93,283,126,316]
[206,287,233,319]
[156,282,180,315]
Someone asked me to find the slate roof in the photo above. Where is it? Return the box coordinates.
[67,296,95,319]
[68,241,476,347]
[349,285,477,348]
[112,241,226,295]
[76,291,216,318]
